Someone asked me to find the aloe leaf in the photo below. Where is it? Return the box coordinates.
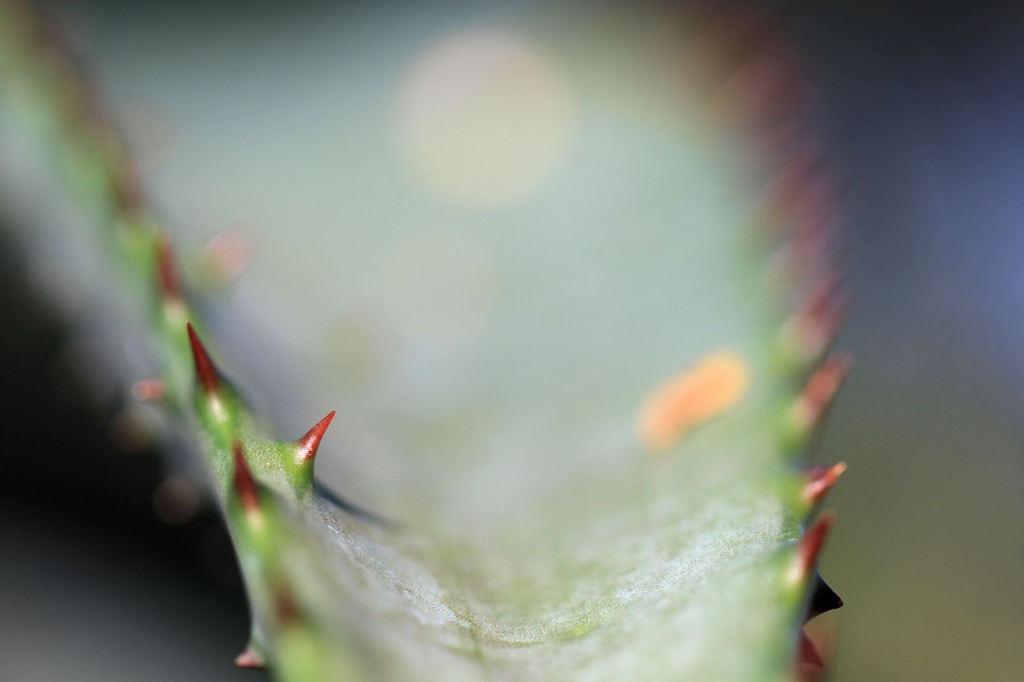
[0,2,847,680]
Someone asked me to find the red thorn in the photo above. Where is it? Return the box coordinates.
[232,442,260,515]
[798,628,824,667]
[155,235,182,300]
[806,354,850,405]
[804,289,854,356]
[802,462,846,505]
[793,512,835,582]
[786,285,853,361]
[815,354,849,406]
[131,377,165,402]
[794,354,851,430]
[186,323,219,394]
[296,410,336,463]
[234,647,264,669]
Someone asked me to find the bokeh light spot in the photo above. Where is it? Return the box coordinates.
[398,30,576,208]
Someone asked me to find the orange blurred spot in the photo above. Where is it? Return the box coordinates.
[131,377,165,402]
[637,350,749,452]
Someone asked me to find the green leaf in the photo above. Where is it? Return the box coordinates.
[0,3,845,680]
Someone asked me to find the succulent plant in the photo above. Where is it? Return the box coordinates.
[0,2,848,680]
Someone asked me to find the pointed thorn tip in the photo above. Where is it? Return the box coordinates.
[803,461,847,504]
[296,410,336,463]
[186,323,219,394]
[807,572,844,620]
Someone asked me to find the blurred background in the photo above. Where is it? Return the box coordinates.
[1,1,1022,681]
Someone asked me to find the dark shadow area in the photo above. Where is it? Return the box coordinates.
[0,226,267,681]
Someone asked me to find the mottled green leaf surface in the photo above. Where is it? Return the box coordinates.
[0,3,839,680]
